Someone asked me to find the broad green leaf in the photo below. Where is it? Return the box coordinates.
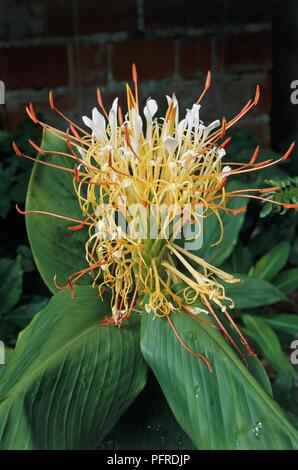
[0,348,14,379]
[245,355,272,397]
[171,283,272,396]
[190,182,246,266]
[141,310,298,449]
[262,314,298,336]
[104,375,195,450]
[250,242,290,281]
[16,245,35,273]
[223,275,286,309]
[9,296,49,328]
[0,256,22,317]
[0,286,147,449]
[274,268,298,294]
[222,241,252,274]
[242,315,294,385]
[26,130,90,293]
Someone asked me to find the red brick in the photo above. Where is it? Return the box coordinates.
[144,0,223,29]
[225,0,272,24]
[249,121,271,147]
[70,43,108,86]
[112,38,175,81]
[179,36,212,78]
[5,92,76,132]
[0,0,75,40]
[0,45,68,90]
[258,75,272,114]
[76,0,138,34]
[216,31,272,73]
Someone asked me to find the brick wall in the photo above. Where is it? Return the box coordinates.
[0,0,273,145]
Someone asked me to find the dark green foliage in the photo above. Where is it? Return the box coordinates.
[260,177,298,217]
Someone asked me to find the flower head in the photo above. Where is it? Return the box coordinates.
[14,66,298,371]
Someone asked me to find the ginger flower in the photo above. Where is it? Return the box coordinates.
[14,66,298,371]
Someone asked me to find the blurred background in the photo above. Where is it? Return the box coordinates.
[0,0,298,448]
[0,0,296,148]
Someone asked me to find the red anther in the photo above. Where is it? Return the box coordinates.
[28,139,46,155]
[254,84,260,106]
[220,137,231,148]
[220,117,226,138]
[118,106,123,125]
[283,203,298,208]
[96,88,109,119]
[67,211,96,231]
[281,141,295,161]
[98,316,114,327]
[253,159,273,167]
[29,102,38,122]
[26,103,38,124]
[205,70,212,90]
[12,141,22,156]
[15,204,27,215]
[132,63,139,107]
[196,70,212,104]
[132,63,138,83]
[249,145,260,165]
[66,129,79,160]
[49,90,55,110]
[124,125,131,146]
[73,164,80,182]
[108,151,113,167]
[230,205,247,214]
[70,123,80,139]
[259,186,280,193]
[67,223,84,231]
[97,88,104,108]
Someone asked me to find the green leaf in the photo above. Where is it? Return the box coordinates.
[0,256,23,317]
[260,177,298,217]
[242,315,294,383]
[141,310,298,449]
[245,355,272,397]
[274,268,298,294]
[16,245,35,273]
[26,130,90,293]
[9,296,49,328]
[180,181,246,267]
[0,286,147,449]
[250,242,290,281]
[262,314,298,336]
[223,275,287,309]
[222,241,252,275]
[104,375,195,450]
[0,348,14,379]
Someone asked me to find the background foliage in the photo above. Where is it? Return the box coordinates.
[0,122,297,449]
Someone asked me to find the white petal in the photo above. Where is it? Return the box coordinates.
[122,179,132,188]
[109,98,118,138]
[205,119,220,134]
[218,148,226,159]
[222,165,231,174]
[92,107,106,140]
[82,115,93,130]
[145,304,151,313]
[163,136,178,155]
